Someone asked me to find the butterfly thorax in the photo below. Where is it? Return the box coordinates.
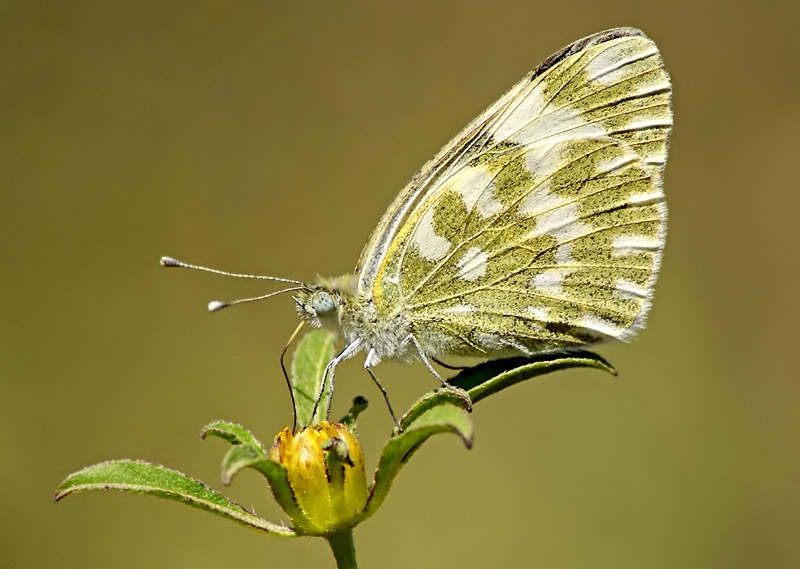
[294,274,413,365]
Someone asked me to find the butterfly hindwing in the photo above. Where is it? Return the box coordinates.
[398,138,662,355]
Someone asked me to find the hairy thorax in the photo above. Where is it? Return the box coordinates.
[337,292,413,364]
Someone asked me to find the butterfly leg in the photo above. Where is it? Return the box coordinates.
[365,367,401,432]
[402,334,444,383]
[309,340,361,425]
[402,334,473,412]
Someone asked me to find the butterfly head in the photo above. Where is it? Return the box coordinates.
[294,275,358,329]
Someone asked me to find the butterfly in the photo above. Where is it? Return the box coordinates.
[164,27,671,412]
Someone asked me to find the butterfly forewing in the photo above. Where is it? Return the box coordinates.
[362,28,671,358]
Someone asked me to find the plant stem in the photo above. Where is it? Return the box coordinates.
[326,529,358,569]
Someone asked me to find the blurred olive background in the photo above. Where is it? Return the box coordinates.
[2,1,798,568]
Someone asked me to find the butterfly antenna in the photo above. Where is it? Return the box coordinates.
[160,256,304,286]
[160,256,310,312]
[207,287,307,313]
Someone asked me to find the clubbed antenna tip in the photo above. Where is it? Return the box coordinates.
[207,301,228,312]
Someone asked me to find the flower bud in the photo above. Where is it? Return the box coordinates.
[270,422,368,534]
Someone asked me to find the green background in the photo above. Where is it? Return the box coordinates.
[3,1,798,568]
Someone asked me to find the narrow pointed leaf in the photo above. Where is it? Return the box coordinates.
[360,401,472,521]
[220,444,310,532]
[448,350,616,404]
[54,459,296,537]
[292,329,338,428]
[200,420,267,453]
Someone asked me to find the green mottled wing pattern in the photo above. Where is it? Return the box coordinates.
[366,29,671,357]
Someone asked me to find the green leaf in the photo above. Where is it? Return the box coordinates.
[221,444,271,485]
[359,400,473,522]
[292,329,338,428]
[399,386,472,431]
[448,350,616,404]
[200,420,267,454]
[354,351,611,524]
[54,459,297,537]
[219,444,311,531]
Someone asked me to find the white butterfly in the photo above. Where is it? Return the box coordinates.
[164,27,671,416]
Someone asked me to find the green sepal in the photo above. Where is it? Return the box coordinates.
[291,329,338,428]
[321,437,355,468]
[321,437,355,518]
[359,399,473,522]
[200,420,267,453]
[54,459,296,537]
[449,350,616,404]
[219,444,310,532]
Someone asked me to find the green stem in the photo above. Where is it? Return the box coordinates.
[326,529,358,569]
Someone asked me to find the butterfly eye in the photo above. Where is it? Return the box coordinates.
[311,291,336,316]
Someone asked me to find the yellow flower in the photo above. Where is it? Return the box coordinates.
[270,422,368,535]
